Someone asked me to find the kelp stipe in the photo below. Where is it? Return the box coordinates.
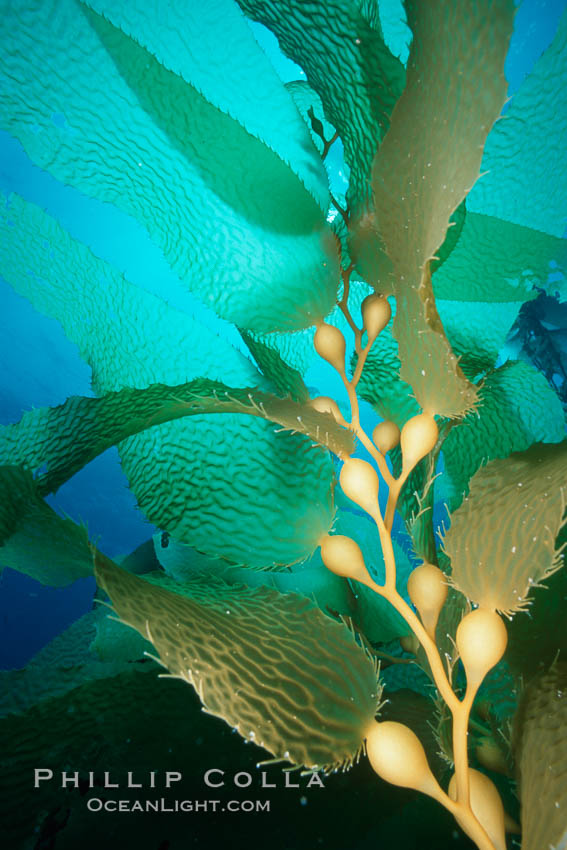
[0,1,566,848]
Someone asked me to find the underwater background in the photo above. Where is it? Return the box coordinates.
[0,0,566,848]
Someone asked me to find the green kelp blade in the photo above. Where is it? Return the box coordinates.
[238,332,310,403]
[514,663,567,850]
[237,0,405,215]
[0,0,338,332]
[240,328,317,389]
[442,442,567,615]
[0,379,355,498]
[440,361,565,512]
[361,0,514,417]
[0,608,151,719]
[433,212,567,304]
[94,553,381,772]
[429,200,467,275]
[153,535,355,621]
[469,11,567,240]
[86,0,329,210]
[0,196,336,568]
[378,0,412,64]
[0,466,92,587]
[435,299,525,380]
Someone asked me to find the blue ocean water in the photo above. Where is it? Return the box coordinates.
[0,0,565,672]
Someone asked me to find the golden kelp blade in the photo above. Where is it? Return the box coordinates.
[94,553,381,772]
[443,442,567,614]
[362,0,514,417]
[514,663,567,850]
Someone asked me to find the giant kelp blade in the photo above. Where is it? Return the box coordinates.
[440,361,565,512]
[435,300,525,380]
[442,442,567,614]
[0,667,229,848]
[0,0,338,332]
[241,328,317,387]
[85,0,329,210]
[0,608,151,718]
[359,0,514,417]
[469,11,567,241]
[506,567,567,682]
[433,212,567,303]
[358,212,563,421]
[0,195,334,568]
[237,0,405,215]
[0,379,355,498]
[154,535,355,619]
[354,297,534,432]
[94,553,381,771]
[238,333,310,403]
[514,663,567,850]
[0,466,92,587]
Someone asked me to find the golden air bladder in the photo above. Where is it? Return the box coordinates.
[456,608,508,687]
[407,562,448,638]
[400,412,439,474]
[361,293,391,344]
[339,457,380,518]
[372,420,400,454]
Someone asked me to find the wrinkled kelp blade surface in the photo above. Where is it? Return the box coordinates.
[440,361,565,512]
[0,196,334,567]
[0,0,338,332]
[238,0,405,214]
[95,553,380,771]
[443,442,567,613]
[0,379,355,497]
[470,10,567,239]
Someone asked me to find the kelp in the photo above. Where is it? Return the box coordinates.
[443,442,567,614]
[469,11,567,241]
[440,361,565,512]
[513,663,567,850]
[0,195,336,567]
[94,552,381,772]
[0,466,93,586]
[237,0,405,214]
[355,0,514,417]
[0,2,566,849]
[0,0,338,333]
[0,378,355,496]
